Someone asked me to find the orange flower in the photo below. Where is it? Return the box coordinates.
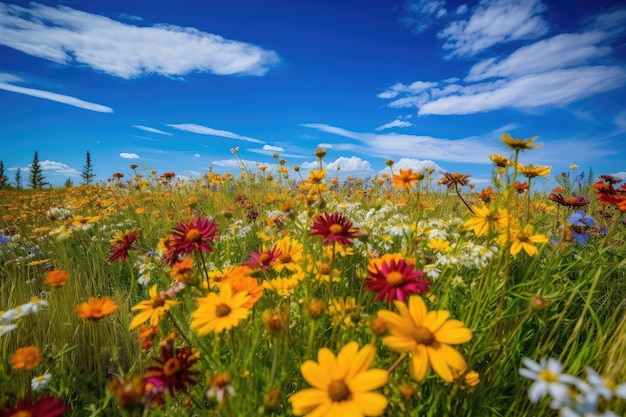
[44,269,69,287]
[392,169,419,192]
[11,346,42,370]
[171,258,194,284]
[76,296,119,320]
[221,265,264,308]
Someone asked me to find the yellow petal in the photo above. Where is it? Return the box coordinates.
[382,335,415,352]
[435,320,472,344]
[301,361,330,389]
[407,296,427,326]
[129,309,153,330]
[348,369,388,393]
[345,344,375,380]
[409,344,430,382]
[337,342,359,379]
[423,310,450,333]
[289,388,328,415]
[317,348,339,380]
[352,392,388,416]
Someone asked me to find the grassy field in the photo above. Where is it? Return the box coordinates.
[1,138,625,416]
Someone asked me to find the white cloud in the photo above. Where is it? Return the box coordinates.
[614,109,626,132]
[0,3,280,79]
[610,172,626,181]
[418,66,626,115]
[399,0,447,34]
[120,153,140,159]
[375,119,413,131]
[0,78,113,113]
[211,158,267,170]
[380,158,444,175]
[317,143,334,149]
[466,32,611,81]
[132,125,172,135]
[194,153,201,157]
[167,123,265,144]
[262,144,285,152]
[40,160,80,177]
[439,0,548,58]
[378,81,437,99]
[326,156,374,173]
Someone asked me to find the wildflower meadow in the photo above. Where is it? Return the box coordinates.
[1,134,625,416]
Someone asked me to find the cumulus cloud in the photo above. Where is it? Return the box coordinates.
[40,161,81,177]
[326,156,374,174]
[132,125,172,135]
[0,73,113,112]
[380,157,444,175]
[0,2,280,79]
[262,144,285,152]
[439,0,549,58]
[120,153,140,159]
[167,123,265,144]
[375,119,413,131]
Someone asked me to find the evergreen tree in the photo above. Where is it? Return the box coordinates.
[28,151,46,189]
[14,168,22,189]
[588,167,595,187]
[0,161,8,189]
[81,151,96,185]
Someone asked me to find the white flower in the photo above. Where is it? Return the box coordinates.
[581,367,626,404]
[0,323,18,337]
[0,309,19,325]
[519,357,579,406]
[31,372,53,391]
[17,298,49,317]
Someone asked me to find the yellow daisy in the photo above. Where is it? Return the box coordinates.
[191,284,250,335]
[289,341,388,417]
[378,295,472,383]
[129,285,179,330]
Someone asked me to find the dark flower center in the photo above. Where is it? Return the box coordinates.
[279,254,292,264]
[328,379,351,402]
[215,303,231,318]
[185,228,202,243]
[151,298,166,309]
[163,358,182,376]
[258,253,272,264]
[319,263,331,275]
[413,326,434,345]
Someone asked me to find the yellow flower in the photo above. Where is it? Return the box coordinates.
[500,133,542,151]
[191,284,250,335]
[503,223,548,257]
[307,168,327,184]
[76,296,118,320]
[463,205,509,236]
[11,345,42,370]
[129,285,179,330]
[378,295,472,382]
[427,237,452,253]
[289,342,388,417]
[517,163,551,179]
[271,236,304,272]
[489,154,509,168]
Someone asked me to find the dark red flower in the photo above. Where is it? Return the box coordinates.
[243,246,282,271]
[310,212,358,246]
[513,181,529,194]
[365,254,431,303]
[165,217,219,265]
[548,193,590,208]
[108,229,141,263]
[144,336,200,398]
[0,395,67,417]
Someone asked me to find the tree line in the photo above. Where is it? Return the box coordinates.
[0,151,96,189]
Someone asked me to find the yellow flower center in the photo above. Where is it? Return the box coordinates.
[185,228,202,242]
[163,358,181,376]
[215,303,231,318]
[329,224,343,235]
[11,411,32,417]
[605,379,616,391]
[539,370,558,383]
[385,271,404,286]
[328,379,351,402]
[413,326,434,345]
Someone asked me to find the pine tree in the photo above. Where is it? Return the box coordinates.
[14,168,22,189]
[28,151,47,189]
[81,151,96,185]
[0,161,8,189]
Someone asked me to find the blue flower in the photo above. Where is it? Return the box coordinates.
[567,211,595,227]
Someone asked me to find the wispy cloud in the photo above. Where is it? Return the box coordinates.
[0,2,280,79]
[132,125,172,135]
[16,160,81,177]
[375,119,413,131]
[168,123,265,144]
[262,144,285,152]
[120,153,140,159]
[399,0,447,34]
[0,73,113,112]
[439,0,549,58]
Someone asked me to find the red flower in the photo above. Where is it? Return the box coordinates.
[243,246,282,271]
[165,217,219,265]
[108,230,140,263]
[144,336,200,398]
[513,181,529,194]
[310,212,358,246]
[0,395,67,417]
[548,193,590,208]
[365,254,431,303]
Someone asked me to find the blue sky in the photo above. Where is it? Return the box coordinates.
[1,0,625,187]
